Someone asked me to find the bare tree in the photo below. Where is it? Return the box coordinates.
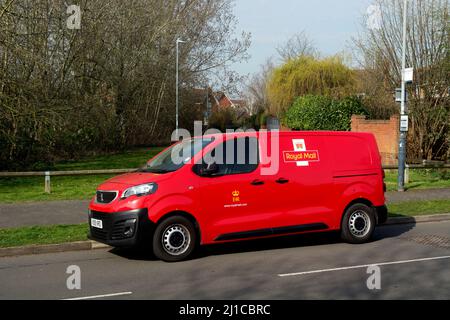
[354,0,449,160]
[0,0,250,169]
[244,58,275,116]
[276,31,318,62]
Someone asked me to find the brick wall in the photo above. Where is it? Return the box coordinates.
[351,115,399,165]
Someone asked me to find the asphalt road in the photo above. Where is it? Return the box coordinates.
[0,220,449,299]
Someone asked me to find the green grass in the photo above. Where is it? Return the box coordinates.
[0,175,115,203]
[388,199,450,217]
[384,169,450,191]
[0,146,166,203]
[0,224,88,248]
[52,147,165,171]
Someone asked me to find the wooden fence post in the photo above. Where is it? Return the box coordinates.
[405,164,409,184]
[45,171,51,194]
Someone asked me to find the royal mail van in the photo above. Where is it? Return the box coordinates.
[88,131,387,262]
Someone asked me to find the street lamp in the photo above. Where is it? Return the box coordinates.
[176,38,186,137]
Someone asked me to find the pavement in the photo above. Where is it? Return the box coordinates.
[0,188,449,229]
[0,200,90,228]
[386,188,450,203]
[0,220,449,299]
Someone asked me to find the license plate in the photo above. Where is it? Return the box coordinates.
[90,218,103,229]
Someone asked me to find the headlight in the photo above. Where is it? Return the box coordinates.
[121,183,158,199]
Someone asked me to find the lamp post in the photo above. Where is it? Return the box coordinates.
[176,38,186,137]
[397,0,408,192]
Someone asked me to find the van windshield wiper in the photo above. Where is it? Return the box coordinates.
[138,168,173,174]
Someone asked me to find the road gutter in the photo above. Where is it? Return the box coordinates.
[0,240,110,258]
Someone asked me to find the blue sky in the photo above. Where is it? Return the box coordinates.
[232,0,373,76]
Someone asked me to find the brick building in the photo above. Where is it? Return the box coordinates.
[351,115,400,165]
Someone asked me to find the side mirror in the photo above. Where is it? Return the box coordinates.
[199,162,219,176]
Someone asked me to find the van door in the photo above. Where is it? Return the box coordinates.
[195,136,281,242]
[273,134,335,229]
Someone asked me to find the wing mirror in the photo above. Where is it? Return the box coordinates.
[199,162,219,177]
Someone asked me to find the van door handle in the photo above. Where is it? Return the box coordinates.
[275,178,289,184]
[251,179,265,186]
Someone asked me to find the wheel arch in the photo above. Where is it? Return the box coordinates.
[340,198,376,227]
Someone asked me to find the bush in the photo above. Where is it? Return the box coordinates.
[208,108,239,132]
[267,55,357,115]
[283,95,368,131]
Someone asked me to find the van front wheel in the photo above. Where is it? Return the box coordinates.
[153,216,197,262]
[341,203,375,244]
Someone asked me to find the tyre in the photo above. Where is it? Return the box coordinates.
[340,203,376,244]
[153,216,197,262]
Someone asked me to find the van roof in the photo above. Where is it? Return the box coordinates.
[197,131,375,139]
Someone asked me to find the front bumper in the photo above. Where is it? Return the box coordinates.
[88,208,154,247]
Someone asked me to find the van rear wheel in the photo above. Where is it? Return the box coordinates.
[341,203,375,244]
[153,216,197,262]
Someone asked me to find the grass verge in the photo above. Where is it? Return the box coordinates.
[388,199,450,217]
[0,175,114,203]
[0,146,166,203]
[384,169,450,191]
[0,224,88,248]
[51,147,165,171]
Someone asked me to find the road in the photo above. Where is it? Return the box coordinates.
[0,220,449,300]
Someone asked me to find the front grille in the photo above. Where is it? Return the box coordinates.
[91,227,108,240]
[90,211,136,241]
[112,220,127,240]
[96,190,118,204]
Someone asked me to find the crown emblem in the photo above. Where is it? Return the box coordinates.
[232,190,240,197]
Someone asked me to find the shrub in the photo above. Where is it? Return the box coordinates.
[208,108,239,131]
[267,55,357,115]
[283,95,368,131]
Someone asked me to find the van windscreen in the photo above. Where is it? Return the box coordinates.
[139,138,214,174]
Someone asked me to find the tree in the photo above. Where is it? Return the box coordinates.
[354,0,449,160]
[266,55,357,116]
[243,58,275,116]
[276,31,318,62]
[0,0,250,169]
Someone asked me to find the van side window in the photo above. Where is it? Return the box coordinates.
[199,137,259,176]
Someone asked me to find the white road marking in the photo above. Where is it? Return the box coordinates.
[278,255,450,277]
[62,291,133,300]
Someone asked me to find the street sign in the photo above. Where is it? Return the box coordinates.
[404,67,414,83]
[400,115,409,132]
[395,88,408,103]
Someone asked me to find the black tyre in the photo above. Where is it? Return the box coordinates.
[153,216,197,262]
[340,203,376,244]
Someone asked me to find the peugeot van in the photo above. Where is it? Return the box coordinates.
[88,131,387,262]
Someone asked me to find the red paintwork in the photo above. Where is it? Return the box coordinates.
[89,131,385,244]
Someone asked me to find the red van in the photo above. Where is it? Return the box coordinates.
[88,131,387,262]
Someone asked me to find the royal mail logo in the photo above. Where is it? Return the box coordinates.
[232,190,240,203]
[283,139,320,166]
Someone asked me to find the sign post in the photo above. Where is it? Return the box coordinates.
[397,0,410,192]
